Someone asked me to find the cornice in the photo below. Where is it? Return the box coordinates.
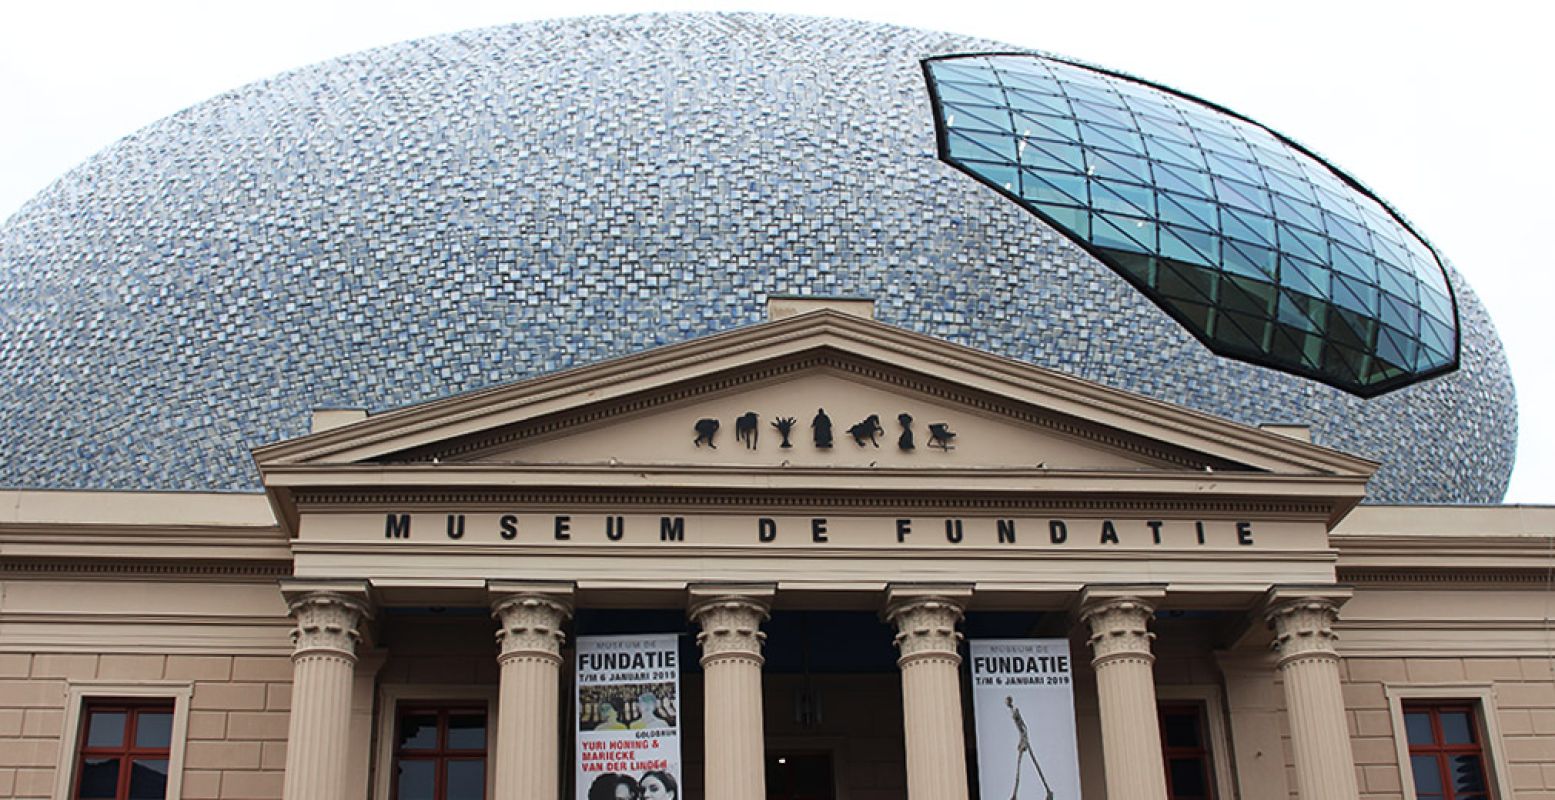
[0,557,293,580]
[286,486,1338,518]
[1336,567,1553,588]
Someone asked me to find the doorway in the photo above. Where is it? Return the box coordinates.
[765,751,836,800]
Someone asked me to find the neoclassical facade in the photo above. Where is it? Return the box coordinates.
[1,307,1550,799]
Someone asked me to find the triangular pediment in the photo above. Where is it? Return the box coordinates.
[254,311,1375,521]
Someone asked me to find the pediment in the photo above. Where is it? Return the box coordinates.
[256,311,1377,481]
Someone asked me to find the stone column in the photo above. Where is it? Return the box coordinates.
[490,582,574,800]
[1265,591,1359,800]
[689,584,774,800]
[885,585,972,800]
[1079,586,1168,800]
[280,581,372,800]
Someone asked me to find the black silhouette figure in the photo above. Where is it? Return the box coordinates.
[928,422,957,451]
[772,417,797,448]
[848,414,884,447]
[735,412,759,449]
[897,413,915,451]
[812,409,833,448]
[693,418,720,448]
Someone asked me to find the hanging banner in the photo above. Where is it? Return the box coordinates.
[970,639,1083,800]
[575,634,683,800]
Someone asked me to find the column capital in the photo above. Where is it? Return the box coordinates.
[280,580,373,661]
[489,582,574,666]
[884,585,970,668]
[1263,588,1351,667]
[689,585,773,668]
[1078,587,1162,667]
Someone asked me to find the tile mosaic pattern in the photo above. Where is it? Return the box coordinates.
[927,55,1457,396]
[0,14,1516,501]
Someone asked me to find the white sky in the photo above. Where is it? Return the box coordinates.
[2,0,1550,503]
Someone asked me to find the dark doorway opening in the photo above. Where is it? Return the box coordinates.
[765,751,836,800]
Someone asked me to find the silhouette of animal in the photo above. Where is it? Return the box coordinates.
[735,411,759,449]
[848,414,884,447]
[897,413,915,450]
[693,418,719,448]
[928,422,956,451]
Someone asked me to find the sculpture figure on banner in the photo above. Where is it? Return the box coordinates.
[1007,696,1055,800]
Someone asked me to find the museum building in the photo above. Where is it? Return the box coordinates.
[0,13,1550,800]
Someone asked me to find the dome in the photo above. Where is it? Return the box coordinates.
[0,13,1516,501]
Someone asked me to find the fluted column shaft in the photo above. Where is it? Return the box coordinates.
[887,595,969,800]
[1267,597,1359,800]
[491,592,573,800]
[1082,596,1168,800]
[283,591,371,800]
[690,594,771,800]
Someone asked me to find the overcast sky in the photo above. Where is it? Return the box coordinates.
[2,1,1549,503]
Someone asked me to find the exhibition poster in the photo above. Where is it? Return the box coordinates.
[575,634,682,800]
[970,638,1083,800]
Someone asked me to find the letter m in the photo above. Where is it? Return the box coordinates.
[660,516,685,542]
[385,513,411,539]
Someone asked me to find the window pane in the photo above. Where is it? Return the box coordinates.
[1450,754,1487,792]
[1167,757,1209,796]
[447,713,487,750]
[134,712,174,749]
[1439,711,1475,745]
[128,759,169,800]
[1404,711,1434,744]
[398,713,439,750]
[1161,711,1202,748]
[396,760,436,800]
[445,759,485,800]
[86,711,127,748]
[76,757,120,799]
[1411,754,1443,793]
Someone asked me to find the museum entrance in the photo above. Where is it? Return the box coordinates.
[765,752,837,800]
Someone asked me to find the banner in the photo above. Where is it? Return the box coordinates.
[575,634,682,800]
[970,639,1082,800]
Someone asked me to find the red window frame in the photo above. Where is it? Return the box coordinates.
[72,701,175,800]
[1158,703,1216,800]
[391,705,488,800]
[1403,702,1491,800]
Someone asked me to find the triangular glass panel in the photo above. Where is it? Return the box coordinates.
[1020,140,1086,173]
[1222,239,1277,280]
[1205,151,1263,184]
[1159,225,1218,268]
[1089,150,1152,183]
[1157,193,1218,231]
[1222,208,1276,248]
[1145,136,1206,170]
[1005,89,1072,117]
[1091,211,1155,254]
[1089,179,1154,217]
[1011,109,1079,140]
[935,81,1007,106]
[1213,177,1273,214]
[941,102,1012,133]
[1029,202,1090,238]
[1018,168,1087,206]
[1152,162,1214,199]
[1277,224,1329,265]
[947,130,1017,162]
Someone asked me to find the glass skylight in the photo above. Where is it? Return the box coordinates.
[925,53,1458,396]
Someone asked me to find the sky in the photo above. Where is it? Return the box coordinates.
[1,0,1550,503]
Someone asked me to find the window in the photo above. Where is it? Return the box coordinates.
[1404,703,1490,800]
[1158,703,1215,800]
[392,705,488,800]
[72,702,175,800]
